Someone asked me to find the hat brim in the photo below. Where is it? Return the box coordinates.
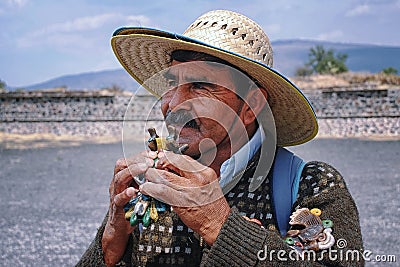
[111,27,318,146]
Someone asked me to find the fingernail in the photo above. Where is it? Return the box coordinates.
[126,187,137,197]
[148,151,157,158]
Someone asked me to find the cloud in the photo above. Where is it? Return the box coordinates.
[34,13,120,36]
[316,30,344,41]
[126,15,152,26]
[346,4,371,17]
[17,13,153,48]
[5,0,28,7]
[265,24,281,34]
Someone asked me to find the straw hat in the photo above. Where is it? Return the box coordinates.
[111,10,318,146]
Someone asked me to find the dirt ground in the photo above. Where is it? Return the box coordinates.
[0,137,399,266]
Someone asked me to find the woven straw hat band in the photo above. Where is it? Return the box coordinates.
[183,10,273,68]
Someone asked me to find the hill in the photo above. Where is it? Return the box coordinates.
[272,39,400,76]
[15,69,140,92]
[13,39,400,91]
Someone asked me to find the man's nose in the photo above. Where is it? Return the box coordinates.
[168,84,193,112]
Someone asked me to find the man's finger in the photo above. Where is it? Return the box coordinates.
[113,163,150,192]
[139,180,223,207]
[113,187,138,207]
[143,168,169,184]
[139,182,178,204]
[157,151,217,184]
[157,151,208,174]
[145,168,190,187]
[139,182,187,207]
[114,151,157,174]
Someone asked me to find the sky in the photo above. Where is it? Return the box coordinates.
[1,0,400,87]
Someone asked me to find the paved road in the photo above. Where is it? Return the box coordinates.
[0,138,399,266]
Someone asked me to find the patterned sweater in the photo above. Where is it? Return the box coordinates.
[77,151,364,266]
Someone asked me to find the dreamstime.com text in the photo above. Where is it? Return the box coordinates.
[257,239,397,263]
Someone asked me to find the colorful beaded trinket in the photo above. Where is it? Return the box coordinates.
[124,127,188,227]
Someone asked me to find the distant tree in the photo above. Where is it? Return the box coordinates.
[305,45,348,75]
[381,67,398,75]
[295,66,313,77]
[0,79,6,89]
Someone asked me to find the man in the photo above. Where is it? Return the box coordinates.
[78,10,363,266]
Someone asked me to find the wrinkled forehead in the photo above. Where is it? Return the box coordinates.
[165,60,237,87]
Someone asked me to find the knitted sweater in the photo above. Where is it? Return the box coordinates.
[77,151,363,266]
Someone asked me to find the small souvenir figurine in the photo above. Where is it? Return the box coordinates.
[147,127,159,152]
[284,208,335,254]
[124,126,188,227]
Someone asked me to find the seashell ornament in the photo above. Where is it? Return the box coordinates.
[284,208,335,252]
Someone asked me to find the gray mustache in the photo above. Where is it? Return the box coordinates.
[165,110,199,129]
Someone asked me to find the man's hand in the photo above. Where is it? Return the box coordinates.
[140,151,230,245]
[102,151,157,267]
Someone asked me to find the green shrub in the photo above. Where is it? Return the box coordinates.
[381,67,398,75]
[305,45,348,75]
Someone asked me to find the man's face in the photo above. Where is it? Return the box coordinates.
[160,60,246,158]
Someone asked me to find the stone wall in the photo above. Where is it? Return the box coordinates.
[305,87,400,138]
[305,87,399,118]
[1,87,399,139]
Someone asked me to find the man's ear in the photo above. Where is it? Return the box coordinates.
[240,88,268,126]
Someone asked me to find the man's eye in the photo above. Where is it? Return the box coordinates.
[192,82,204,89]
[192,82,213,90]
[167,79,177,87]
